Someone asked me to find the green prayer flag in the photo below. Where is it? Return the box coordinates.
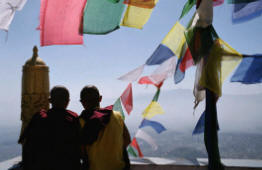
[179,0,196,20]
[113,98,125,119]
[127,146,137,157]
[83,0,125,34]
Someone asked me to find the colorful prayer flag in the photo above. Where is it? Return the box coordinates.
[193,111,205,135]
[139,57,176,86]
[146,22,185,65]
[83,0,125,34]
[127,145,137,157]
[39,0,85,46]
[231,54,262,84]
[0,0,27,31]
[232,0,262,24]
[199,38,242,96]
[120,83,133,114]
[130,137,143,157]
[123,0,156,9]
[118,65,145,82]
[135,129,158,150]
[142,101,164,119]
[174,43,193,84]
[121,0,157,29]
[139,119,166,134]
[113,98,125,119]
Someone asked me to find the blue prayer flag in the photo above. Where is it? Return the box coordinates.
[139,119,166,134]
[146,44,174,65]
[231,54,262,84]
[193,111,205,135]
[232,0,262,24]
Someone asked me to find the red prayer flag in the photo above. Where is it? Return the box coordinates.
[120,83,133,115]
[130,137,144,157]
[40,0,86,46]
[179,48,194,72]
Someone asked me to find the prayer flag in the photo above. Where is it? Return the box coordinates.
[121,0,157,29]
[193,111,205,135]
[83,0,125,34]
[152,88,161,101]
[40,0,85,46]
[232,0,262,24]
[139,119,166,133]
[139,57,176,86]
[179,0,196,19]
[123,0,156,9]
[142,101,164,119]
[146,22,185,66]
[227,0,259,4]
[130,137,143,157]
[185,25,218,64]
[231,54,262,84]
[135,129,158,150]
[0,0,27,31]
[118,65,145,82]
[120,83,133,114]
[113,98,125,119]
[174,43,193,84]
[127,146,137,157]
[199,38,242,96]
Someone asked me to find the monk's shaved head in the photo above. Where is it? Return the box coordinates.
[80,85,101,110]
[50,86,69,108]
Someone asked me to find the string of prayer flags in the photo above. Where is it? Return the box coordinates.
[118,65,145,82]
[174,43,194,84]
[123,0,156,9]
[113,98,125,119]
[193,111,205,135]
[127,146,138,157]
[139,57,176,86]
[39,0,85,46]
[0,0,27,31]
[199,38,242,96]
[120,83,133,115]
[135,129,158,150]
[121,0,158,29]
[139,119,166,134]
[83,0,125,34]
[232,0,262,24]
[130,138,144,157]
[146,22,186,65]
[231,54,262,84]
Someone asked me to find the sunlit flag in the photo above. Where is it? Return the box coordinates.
[139,119,166,134]
[39,0,85,46]
[120,83,133,115]
[135,129,158,150]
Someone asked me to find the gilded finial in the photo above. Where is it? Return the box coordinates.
[25,46,45,66]
[32,46,38,65]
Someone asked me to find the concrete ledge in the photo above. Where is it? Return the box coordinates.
[1,156,262,170]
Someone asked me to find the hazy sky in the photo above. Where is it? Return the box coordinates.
[0,0,262,133]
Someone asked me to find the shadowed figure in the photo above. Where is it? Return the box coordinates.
[19,86,81,170]
[79,85,131,170]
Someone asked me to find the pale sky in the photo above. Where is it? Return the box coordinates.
[0,0,262,132]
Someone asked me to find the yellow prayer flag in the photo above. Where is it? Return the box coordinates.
[199,38,242,96]
[162,22,186,59]
[142,101,164,119]
[121,0,158,29]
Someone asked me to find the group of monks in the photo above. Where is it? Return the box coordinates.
[18,85,131,170]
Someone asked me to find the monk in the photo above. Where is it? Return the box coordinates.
[79,85,131,170]
[19,86,81,170]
